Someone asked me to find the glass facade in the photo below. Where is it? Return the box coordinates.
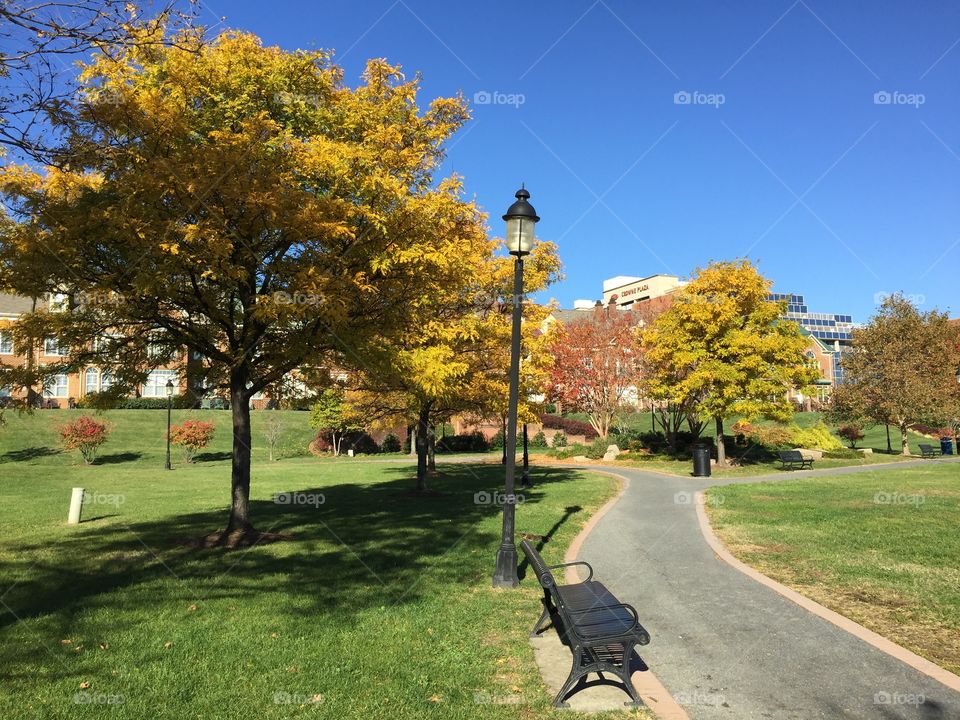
[770,293,856,345]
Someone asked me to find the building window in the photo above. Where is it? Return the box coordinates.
[44,337,68,356]
[142,369,177,397]
[84,368,99,394]
[43,373,69,398]
[0,331,12,354]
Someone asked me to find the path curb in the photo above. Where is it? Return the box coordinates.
[695,491,960,694]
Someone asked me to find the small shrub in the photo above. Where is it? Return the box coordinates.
[380,433,402,453]
[490,428,505,450]
[837,424,864,449]
[632,430,668,453]
[539,414,599,439]
[530,430,548,448]
[823,448,861,459]
[585,437,609,460]
[58,415,110,464]
[791,422,843,451]
[343,431,379,455]
[437,431,489,453]
[748,424,795,448]
[170,420,215,463]
[402,434,412,454]
[550,430,567,448]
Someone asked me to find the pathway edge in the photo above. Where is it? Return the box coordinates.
[695,491,960,694]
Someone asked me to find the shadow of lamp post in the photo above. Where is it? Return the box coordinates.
[492,186,539,589]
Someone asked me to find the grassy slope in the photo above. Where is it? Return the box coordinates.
[706,464,960,674]
[0,410,640,719]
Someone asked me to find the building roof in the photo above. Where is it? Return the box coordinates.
[0,293,35,316]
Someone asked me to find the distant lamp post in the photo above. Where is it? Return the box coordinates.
[492,186,539,589]
[164,379,174,470]
[521,423,531,488]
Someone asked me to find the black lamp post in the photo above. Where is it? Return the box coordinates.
[164,379,174,470]
[492,186,539,589]
[521,423,531,488]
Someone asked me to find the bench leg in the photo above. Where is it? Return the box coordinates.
[553,647,586,708]
[530,603,550,637]
[614,646,645,708]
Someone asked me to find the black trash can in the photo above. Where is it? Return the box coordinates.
[692,444,711,477]
[940,437,954,455]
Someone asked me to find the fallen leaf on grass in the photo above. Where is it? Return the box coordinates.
[163,641,173,649]
[79,682,90,689]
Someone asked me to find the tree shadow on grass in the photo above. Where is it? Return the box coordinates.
[0,446,60,463]
[192,451,232,462]
[0,463,589,675]
[94,452,143,465]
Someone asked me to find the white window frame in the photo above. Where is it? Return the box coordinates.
[43,373,69,398]
[142,369,177,397]
[44,337,68,356]
[84,367,100,394]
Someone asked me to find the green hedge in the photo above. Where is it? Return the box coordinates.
[76,394,196,410]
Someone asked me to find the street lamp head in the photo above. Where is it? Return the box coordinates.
[502,186,539,257]
[165,379,175,397]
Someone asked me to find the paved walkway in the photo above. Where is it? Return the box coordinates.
[575,458,960,719]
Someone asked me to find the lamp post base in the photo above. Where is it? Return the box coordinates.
[492,545,519,588]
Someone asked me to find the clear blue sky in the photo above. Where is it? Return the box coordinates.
[202,0,960,321]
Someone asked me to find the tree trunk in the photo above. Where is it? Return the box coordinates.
[900,422,910,456]
[885,424,892,453]
[427,423,436,473]
[415,402,431,492]
[501,417,507,465]
[715,416,726,466]
[227,370,253,532]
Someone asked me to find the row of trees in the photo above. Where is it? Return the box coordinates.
[545,261,960,461]
[547,260,818,464]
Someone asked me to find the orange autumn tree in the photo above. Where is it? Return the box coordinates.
[0,29,485,544]
[546,306,640,439]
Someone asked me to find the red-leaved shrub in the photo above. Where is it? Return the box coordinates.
[169,420,215,463]
[59,415,111,464]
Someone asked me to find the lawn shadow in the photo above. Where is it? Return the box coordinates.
[0,463,589,674]
[95,452,143,465]
[0,446,60,463]
[193,451,232,462]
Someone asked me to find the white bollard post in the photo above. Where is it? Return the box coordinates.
[348,449,354,458]
[68,487,85,525]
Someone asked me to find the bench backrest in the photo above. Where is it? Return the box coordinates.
[520,539,556,589]
[919,444,934,451]
[779,450,804,461]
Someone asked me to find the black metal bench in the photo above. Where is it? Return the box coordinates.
[919,443,942,459]
[520,539,650,708]
[778,450,814,470]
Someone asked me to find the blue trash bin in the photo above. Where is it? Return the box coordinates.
[940,437,954,455]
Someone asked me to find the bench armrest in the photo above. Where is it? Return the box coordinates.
[547,561,594,582]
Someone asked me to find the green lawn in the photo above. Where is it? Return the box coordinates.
[705,464,960,674]
[0,410,639,719]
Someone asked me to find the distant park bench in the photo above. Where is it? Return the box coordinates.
[778,450,814,470]
[918,444,941,459]
[520,539,650,708]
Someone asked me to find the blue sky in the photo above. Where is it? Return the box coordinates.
[203,0,960,321]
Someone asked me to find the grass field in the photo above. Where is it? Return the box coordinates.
[0,410,639,719]
[705,464,960,674]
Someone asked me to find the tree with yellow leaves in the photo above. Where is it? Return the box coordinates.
[640,260,818,465]
[347,240,561,491]
[0,29,488,544]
